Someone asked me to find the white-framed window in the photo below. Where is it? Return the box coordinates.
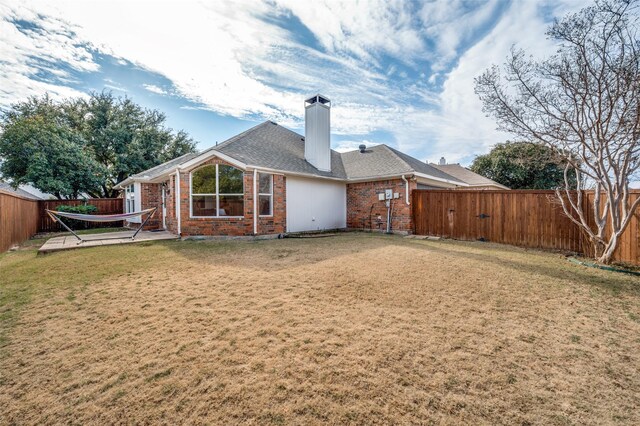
[190,164,244,218]
[258,173,273,217]
[125,184,135,213]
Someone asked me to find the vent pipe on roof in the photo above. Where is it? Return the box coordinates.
[359,144,366,153]
[304,94,331,172]
[439,157,446,165]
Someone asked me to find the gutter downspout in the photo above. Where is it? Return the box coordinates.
[253,169,258,235]
[175,169,181,236]
[401,174,410,205]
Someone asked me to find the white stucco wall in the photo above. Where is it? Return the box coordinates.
[286,176,346,232]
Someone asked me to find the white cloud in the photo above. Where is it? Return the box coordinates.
[0,2,95,105]
[333,139,380,153]
[0,0,587,164]
[142,84,167,95]
[395,0,586,165]
[273,0,425,65]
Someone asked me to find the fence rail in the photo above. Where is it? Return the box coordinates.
[1,195,124,252]
[0,190,40,252]
[38,198,124,232]
[412,190,640,265]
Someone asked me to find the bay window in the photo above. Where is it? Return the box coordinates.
[191,164,244,217]
[258,173,273,216]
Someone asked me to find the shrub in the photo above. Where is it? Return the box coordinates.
[57,204,98,215]
[56,204,98,229]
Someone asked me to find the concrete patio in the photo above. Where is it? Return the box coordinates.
[38,230,179,254]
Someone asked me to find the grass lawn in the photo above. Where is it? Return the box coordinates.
[1,233,638,424]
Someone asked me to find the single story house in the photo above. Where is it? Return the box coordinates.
[430,163,509,190]
[115,95,506,236]
[0,182,48,200]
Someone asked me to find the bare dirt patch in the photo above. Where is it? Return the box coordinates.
[1,234,639,424]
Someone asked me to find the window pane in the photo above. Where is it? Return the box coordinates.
[259,195,272,216]
[218,165,244,193]
[192,165,216,194]
[192,195,216,216]
[219,195,243,216]
[258,173,272,194]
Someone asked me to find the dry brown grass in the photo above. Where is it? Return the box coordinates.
[1,233,639,425]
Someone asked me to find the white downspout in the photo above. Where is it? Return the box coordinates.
[253,169,258,235]
[175,169,181,236]
[402,174,410,205]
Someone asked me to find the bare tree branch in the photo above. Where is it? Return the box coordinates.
[476,0,640,264]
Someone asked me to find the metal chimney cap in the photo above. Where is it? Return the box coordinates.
[359,144,366,153]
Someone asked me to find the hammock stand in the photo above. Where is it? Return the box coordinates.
[46,207,157,244]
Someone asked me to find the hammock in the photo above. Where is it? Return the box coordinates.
[46,207,157,244]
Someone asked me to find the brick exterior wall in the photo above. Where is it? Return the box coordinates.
[346,178,416,233]
[138,157,286,237]
[132,157,424,236]
[140,183,162,230]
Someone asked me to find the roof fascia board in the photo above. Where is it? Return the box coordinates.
[248,165,345,181]
[179,150,247,171]
[345,173,412,183]
[414,172,468,186]
[114,178,137,190]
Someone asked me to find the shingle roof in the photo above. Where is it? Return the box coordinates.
[340,145,412,179]
[0,182,43,199]
[340,145,465,183]
[431,164,508,188]
[116,121,489,187]
[214,121,347,179]
[130,152,200,180]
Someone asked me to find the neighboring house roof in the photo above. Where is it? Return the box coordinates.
[115,121,497,188]
[0,182,43,200]
[431,164,509,189]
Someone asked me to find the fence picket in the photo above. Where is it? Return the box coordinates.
[412,190,640,265]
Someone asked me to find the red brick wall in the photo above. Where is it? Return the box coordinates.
[140,183,162,230]
[165,175,177,234]
[346,178,416,233]
[257,174,286,235]
[168,158,286,237]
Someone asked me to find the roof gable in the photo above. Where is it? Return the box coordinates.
[186,121,347,179]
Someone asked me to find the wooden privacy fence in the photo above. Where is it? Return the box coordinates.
[38,198,124,232]
[0,190,40,252]
[0,196,124,252]
[412,190,640,265]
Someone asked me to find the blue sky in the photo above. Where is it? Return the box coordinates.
[0,0,585,165]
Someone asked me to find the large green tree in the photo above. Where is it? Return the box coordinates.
[470,142,576,189]
[0,95,103,199]
[0,92,197,199]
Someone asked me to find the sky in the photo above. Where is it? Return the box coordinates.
[0,0,587,166]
